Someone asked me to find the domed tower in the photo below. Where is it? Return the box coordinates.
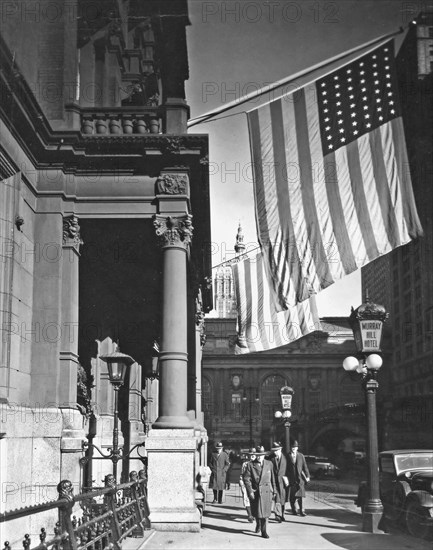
[234,222,246,256]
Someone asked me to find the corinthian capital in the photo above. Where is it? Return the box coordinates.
[63,215,83,249]
[153,214,193,249]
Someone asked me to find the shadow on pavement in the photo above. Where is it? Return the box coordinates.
[201,522,258,537]
[300,509,362,530]
[321,532,432,550]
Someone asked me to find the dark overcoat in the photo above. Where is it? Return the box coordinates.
[270,452,288,506]
[209,451,230,491]
[287,452,310,498]
[243,457,276,518]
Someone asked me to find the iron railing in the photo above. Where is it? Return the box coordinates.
[1,477,150,550]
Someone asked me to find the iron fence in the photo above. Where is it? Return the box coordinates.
[1,477,150,550]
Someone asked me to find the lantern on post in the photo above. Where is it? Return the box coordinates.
[343,295,388,533]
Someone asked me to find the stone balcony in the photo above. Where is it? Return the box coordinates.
[78,107,162,135]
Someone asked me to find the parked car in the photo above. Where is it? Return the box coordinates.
[355,449,433,539]
[304,455,340,479]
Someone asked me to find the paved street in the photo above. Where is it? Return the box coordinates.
[126,483,432,550]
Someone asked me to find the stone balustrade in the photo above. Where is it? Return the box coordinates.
[80,108,162,136]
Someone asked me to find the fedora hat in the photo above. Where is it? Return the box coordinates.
[291,440,299,448]
[271,441,283,451]
[253,445,267,456]
[215,442,223,448]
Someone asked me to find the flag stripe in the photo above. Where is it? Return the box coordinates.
[357,132,391,253]
[345,140,380,261]
[324,150,358,273]
[390,117,423,237]
[332,145,370,268]
[304,86,346,283]
[294,89,334,289]
[270,99,307,306]
[248,109,271,245]
[369,129,401,249]
[380,121,410,244]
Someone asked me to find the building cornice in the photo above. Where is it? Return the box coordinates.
[0,34,207,176]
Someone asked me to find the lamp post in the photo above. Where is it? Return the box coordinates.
[80,345,146,483]
[274,386,294,455]
[242,388,259,447]
[343,296,388,533]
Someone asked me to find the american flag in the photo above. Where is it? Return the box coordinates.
[231,251,321,354]
[248,40,423,309]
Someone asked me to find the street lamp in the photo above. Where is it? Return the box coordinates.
[343,296,388,533]
[80,345,146,483]
[242,388,259,447]
[274,386,294,455]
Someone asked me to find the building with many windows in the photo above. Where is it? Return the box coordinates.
[361,13,433,448]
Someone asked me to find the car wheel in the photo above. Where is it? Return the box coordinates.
[405,500,431,539]
[388,481,410,521]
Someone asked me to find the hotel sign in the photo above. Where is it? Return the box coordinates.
[357,320,383,352]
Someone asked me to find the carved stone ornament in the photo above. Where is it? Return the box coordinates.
[57,479,74,501]
[63,215,83,248]
[161,136,182,153]
[195,296,206,347]
[156,173,189,195]
[153,214,193,249]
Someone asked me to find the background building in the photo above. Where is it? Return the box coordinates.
[362,13,433,449]
[202,315,368,459]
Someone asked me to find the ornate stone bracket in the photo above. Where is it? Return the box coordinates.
[63,214,83,250]
[153,214,193,250]
[155,172,189,195]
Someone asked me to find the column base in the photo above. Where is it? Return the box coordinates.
[362,502,385,533]
[149,510,201,532]
[146,428,200,532]
[152,415,194,429]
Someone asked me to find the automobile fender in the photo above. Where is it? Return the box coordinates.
[405,491,433,509]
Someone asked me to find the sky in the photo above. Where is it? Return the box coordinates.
[184,0,416,317]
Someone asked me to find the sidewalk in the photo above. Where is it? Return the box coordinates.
[126,485,432,550]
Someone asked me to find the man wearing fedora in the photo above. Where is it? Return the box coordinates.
[209,442,230,504]
[269,441,288,522]
[243,446,276,539]
[287,440,310,516]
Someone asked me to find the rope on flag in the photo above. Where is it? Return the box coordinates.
[247,40,423,310]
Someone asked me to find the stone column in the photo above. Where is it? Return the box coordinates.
[59,215,82,406]
[146,171,200,531]
[152,213,193,429]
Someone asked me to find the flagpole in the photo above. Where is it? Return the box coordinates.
[187,27,405,129]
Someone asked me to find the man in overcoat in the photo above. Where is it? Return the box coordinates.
[243,446,276,539]
[209,442,231,504]
[287,440,310,516]
[269,441,288,522]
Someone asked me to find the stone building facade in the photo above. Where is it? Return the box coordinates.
[0,0,211,537]
[202,316,370,456]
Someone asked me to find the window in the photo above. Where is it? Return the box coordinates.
[231,392,242,420]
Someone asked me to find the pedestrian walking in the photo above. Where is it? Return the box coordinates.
[209,441,231,504]
[287,440,310,517]
[269,441,289,522]
[243,445,276,539]
[239,449,255,523]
